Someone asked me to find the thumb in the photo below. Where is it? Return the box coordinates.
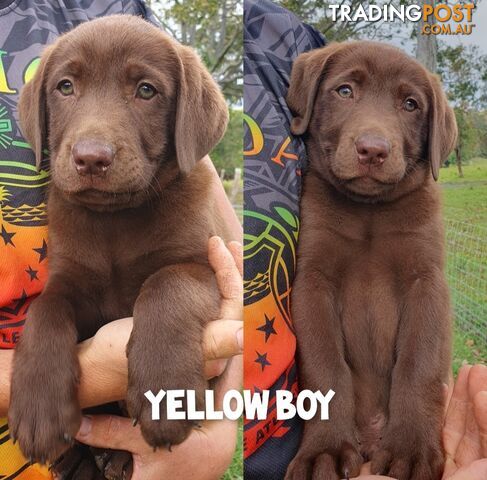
[75,415,146,452]
[203,319,243,361]
[474,391,487,457]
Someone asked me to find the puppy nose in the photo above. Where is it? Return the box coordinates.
[72,140,114,176]
[355,134,390,165]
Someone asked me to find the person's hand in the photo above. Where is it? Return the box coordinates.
[353,462,395,479]
[350,364,487,480]
[77,236,243,408]
[441,364,487,479]
[75,236,243,479]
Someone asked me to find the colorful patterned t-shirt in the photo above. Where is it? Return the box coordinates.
[0,1,155,477]
[243,1,324,478]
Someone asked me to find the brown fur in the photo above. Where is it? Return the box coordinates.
[285,41,457,480]
[9,14,230,479]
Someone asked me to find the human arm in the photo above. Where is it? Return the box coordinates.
[74,236,243,479]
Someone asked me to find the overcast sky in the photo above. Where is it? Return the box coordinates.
[329,2,487,57]
[442,0,487,54]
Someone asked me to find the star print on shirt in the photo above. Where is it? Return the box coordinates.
[33,239,48,262]
[0,224,15,246]
[25,266,39,281]
[255,351,271,372]
[0,289,28,316]
[256,314,277,342]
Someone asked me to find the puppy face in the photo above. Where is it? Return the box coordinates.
[19,15,228,210]
[287,42,457,202]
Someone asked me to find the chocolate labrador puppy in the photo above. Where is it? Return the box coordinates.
[9,14,230,479]
[285,42,456,480]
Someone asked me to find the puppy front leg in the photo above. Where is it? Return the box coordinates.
[371,270,451,480]
[9,280,82,463]
[286,269,362,480]
[126,263,220,449]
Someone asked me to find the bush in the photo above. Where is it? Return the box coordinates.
[211,108,243,178]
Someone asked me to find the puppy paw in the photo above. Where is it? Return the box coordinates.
[140,416,195,449]
[126,383,205,448]
[126,350,207,448]
[8,349,80,463]
[92,448,132,480]
[371,428,444,480]
[285,442,362,480]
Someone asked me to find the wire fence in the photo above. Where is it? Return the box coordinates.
[445,207,487,348]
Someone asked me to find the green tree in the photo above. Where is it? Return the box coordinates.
[146,0,242,103]
[438,45,487,111]
[453,109,476,176]
[277,0,412,42]
[471,110,487,158]
[438,44,487,176]
[211,108,243,176]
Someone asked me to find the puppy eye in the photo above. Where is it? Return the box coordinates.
[336,84,353,98]
[404,98,419,112]
[57,80,74,96]
[136,83,157,100]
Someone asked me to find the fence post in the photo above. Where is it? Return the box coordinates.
[230,167,241,204]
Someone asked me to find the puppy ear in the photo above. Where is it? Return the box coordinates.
[18,45,54,171]
[175,45,228,174]
[428,75,457,181]
[287,43,344,135]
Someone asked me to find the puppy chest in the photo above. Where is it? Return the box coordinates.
[95,248,198,321]
[95,258,158,321]
[339,262,399,374]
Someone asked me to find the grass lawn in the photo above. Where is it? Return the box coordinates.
[222,421,243,480]
[440,157,487,184]
[443,185,487,227]
[453,327,486,375]
[440,157,487,372]
[440,157,487,227]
